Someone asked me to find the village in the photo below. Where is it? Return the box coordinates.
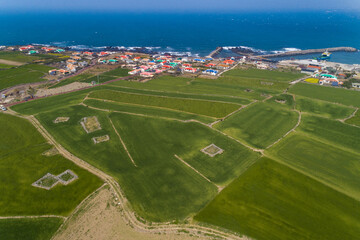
[0,44,360,107]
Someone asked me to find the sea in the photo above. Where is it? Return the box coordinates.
[0,11,360,64]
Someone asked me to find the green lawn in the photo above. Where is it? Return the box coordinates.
[214,102,299,149]
[83,99,215,124]
[195,158,360,240]
[101,67,130,78]
[295,96,355,119]
[0,113,103,216]
[0,64,52,90]
[289,82,360,107]
[267,133,360,200]
[88,89,241,118]
[0,218,63,240]
[345,109,360,127]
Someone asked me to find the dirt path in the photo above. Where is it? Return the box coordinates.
[36,82,90,98]
[52,185,211,240]
[108,116,138,167]
[0,59,25,66]
[4,110,249,240]
[340,108,358,122]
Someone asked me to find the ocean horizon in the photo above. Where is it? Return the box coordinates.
[1,11,360,64]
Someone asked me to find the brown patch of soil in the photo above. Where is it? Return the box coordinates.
[53,187,208,240]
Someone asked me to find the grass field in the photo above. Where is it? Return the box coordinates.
[50,73,95,88]
[289,82,360,107]
[84,99,216,124]
[0,51,41,63]
[267,133,360,200]
[0,63,15,69]
[0,64,52,90]
[223,68,305,82]
[295,96,355,119]
[345,109,360,126]
[214,102,299,149]
[0,113,103,216]
[195,158,360,240]
[298,114,360,154]
[109,75,270,100]
[0,218,63,240]
[35,104,261,221]
[88,89,241,118]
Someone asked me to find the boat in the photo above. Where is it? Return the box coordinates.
[315,51,332,61]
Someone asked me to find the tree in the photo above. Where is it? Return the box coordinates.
[27,87,37,99]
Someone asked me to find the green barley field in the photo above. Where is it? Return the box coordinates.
[6,67,360,240]
[0,113,103,216]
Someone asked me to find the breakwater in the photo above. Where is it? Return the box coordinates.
[259,47,357,58]
[207,47,223,58]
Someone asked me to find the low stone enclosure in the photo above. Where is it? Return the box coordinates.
[92,135,110,144]
[32,170,78,190]
[201,144,224,157]
[53,117,70,123]
[81,116,102,133]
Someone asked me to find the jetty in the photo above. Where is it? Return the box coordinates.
[259,47,357,58]
[207,47,223,58]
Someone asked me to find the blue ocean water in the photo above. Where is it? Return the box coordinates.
[0,11,359,63]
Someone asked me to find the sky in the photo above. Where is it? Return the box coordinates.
[1,0,360,12]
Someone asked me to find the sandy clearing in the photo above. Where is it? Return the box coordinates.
[36,82,90,98]
[0,59,25,66]
[53,186,209,240]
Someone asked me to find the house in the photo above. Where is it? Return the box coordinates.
[140,72,154,78]
[217,64,230,70]
[205,63,216,68]
[28,50,38,55]
[71,56,82,60]
[55,49,65,53]
[183,67,198,73]
[352,82,360,88]
[194,58,205,63]
[203,69,218,76]
[78,61,88,67]
[59,69,70,75]
[83,51,93,56]
[223,60,235,65]
[48,69,57,75]
[66,64,77,72]
[108,59,119,64]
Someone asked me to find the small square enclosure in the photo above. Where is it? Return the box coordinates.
[32,173,59,190]
[201,144,224,157]
[81,116,101,133]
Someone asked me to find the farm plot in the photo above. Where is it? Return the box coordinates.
[267,133,360,200]
[36,105,259,221]
[214,102,299,149]
[295,96,355,119]
[0,218,63,240]
[289,82,360,107]
[222,68,305,82]
[0,113,103,216]
[50,73,95,88]
[109,75,269,100]
[195,158,360,240]
[102,85,251,105]
[83,99,215,124]
[298,114,360,154]
[88,89,241,118]
[0,64,52,90]
[0,51,41,63]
